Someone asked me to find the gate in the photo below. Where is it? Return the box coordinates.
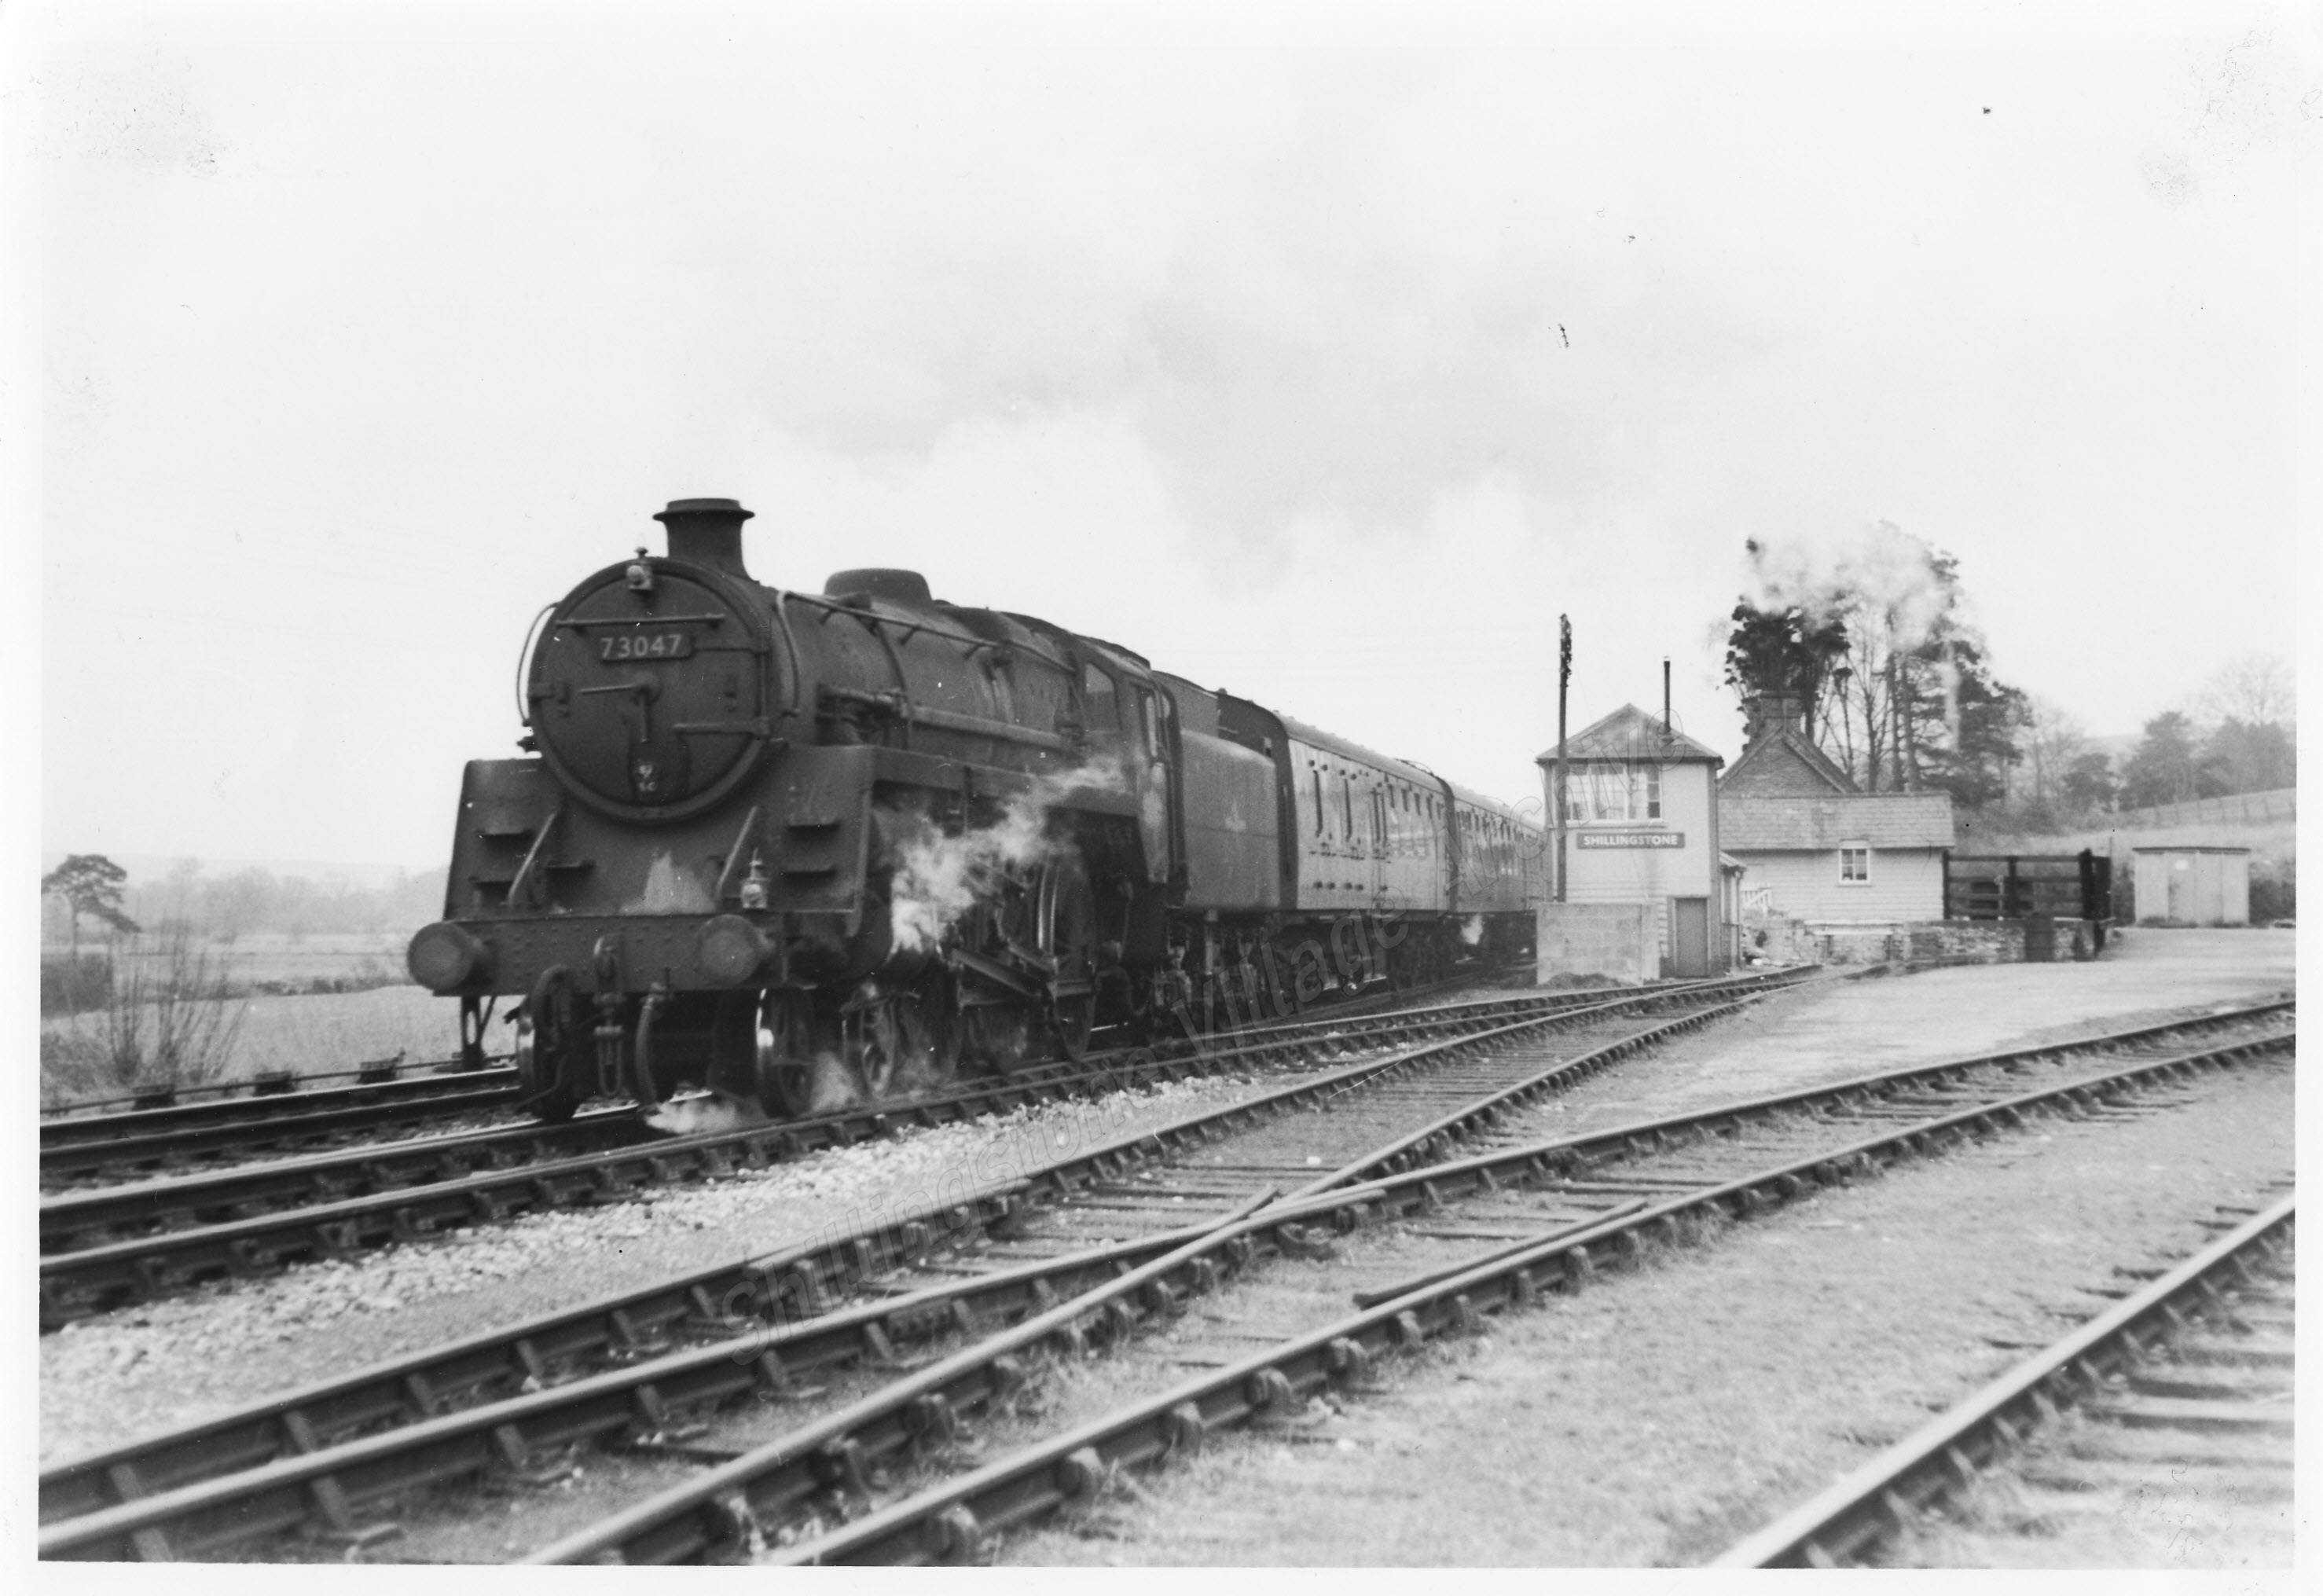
[1944,850,2112,950]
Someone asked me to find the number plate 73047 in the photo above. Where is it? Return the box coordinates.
[598,631,694,662]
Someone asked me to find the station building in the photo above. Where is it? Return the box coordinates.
[1719,692,1954,929]
[1534,704,1734,978]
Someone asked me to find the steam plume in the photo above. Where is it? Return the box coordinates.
[644,1092,766,1136]
[886,757,1128,956]
[1744,520,1949,653]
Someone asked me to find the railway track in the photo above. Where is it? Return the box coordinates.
[713,1012,2292,1568]
[37,967,1534,1193]
[37,978,1793,1557]
[40,1055,502,1121]
[39,970,1789,1326]
[568,1004,2290,1566]
[1713,1190,2295,1568]
[35,994,2287,1561]
[40,1066,523,1187]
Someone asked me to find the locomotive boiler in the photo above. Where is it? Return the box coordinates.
[407,498,1542,1121]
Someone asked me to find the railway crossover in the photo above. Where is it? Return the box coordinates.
[35,993,2288,1561]
[689,1007,2294,1567]
[39,974,1799,1556]
[39,972,1790,1326]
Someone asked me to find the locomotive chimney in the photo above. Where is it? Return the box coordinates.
[652,497,754,577]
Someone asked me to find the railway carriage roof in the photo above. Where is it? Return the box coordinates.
[1275,712,1541,830]
[1443,780,1540,831]
[1276,714,1442,791]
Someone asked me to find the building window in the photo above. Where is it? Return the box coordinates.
[1840,844,1870,884]
[1564,761,1664,823]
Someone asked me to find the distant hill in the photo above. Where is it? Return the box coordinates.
[41,854,448,946]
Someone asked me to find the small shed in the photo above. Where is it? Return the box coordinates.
[2130,846,2251,926]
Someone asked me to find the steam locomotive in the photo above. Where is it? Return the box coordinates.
[407,499,1543,1121]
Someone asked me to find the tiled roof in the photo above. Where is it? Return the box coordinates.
[1719,729,1858,796]
[1535,703,1723,766]
[1720,792,1956,850]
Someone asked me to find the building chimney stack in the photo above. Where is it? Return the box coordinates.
[1742,690,1808,750]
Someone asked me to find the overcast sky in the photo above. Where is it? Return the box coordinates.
[20,0,2306,872]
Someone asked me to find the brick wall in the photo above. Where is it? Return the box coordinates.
[1536,903,1658,985]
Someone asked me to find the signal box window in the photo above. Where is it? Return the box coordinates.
[1564,761,1662,823]
[1840,844,1870,884]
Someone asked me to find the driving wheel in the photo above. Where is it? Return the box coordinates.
[1039,849,1100,1060]
[514,965,586,1122]
[753,990,817,1118]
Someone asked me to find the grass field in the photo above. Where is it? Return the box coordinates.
[106,930,415,991]
[224,983,469,1075]
[41,985,474,1105]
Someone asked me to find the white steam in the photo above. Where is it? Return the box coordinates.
[886,758,1128,956]
[1460,914,1484,946]
[1745,520,1950,655]
[644,1092,767,1137]
[1744,521,1983,757]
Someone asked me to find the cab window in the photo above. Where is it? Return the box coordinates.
[1137,689,1159,754]
[1081,663,1119,731]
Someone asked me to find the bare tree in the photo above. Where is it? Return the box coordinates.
[45,922,249,1100]
[2196,653,2295,729]
[2013,696,2091,812]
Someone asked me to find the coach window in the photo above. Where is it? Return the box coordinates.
[1840,843,1871,884]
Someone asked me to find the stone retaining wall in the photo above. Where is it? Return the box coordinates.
[1536,903,1658,985]
[1742,915,2097,967]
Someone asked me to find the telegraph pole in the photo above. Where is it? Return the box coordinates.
[1555,615,1571,903]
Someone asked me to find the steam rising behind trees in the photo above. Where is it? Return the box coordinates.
[1725,525,2295,828]
[1724,523,2024,807]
